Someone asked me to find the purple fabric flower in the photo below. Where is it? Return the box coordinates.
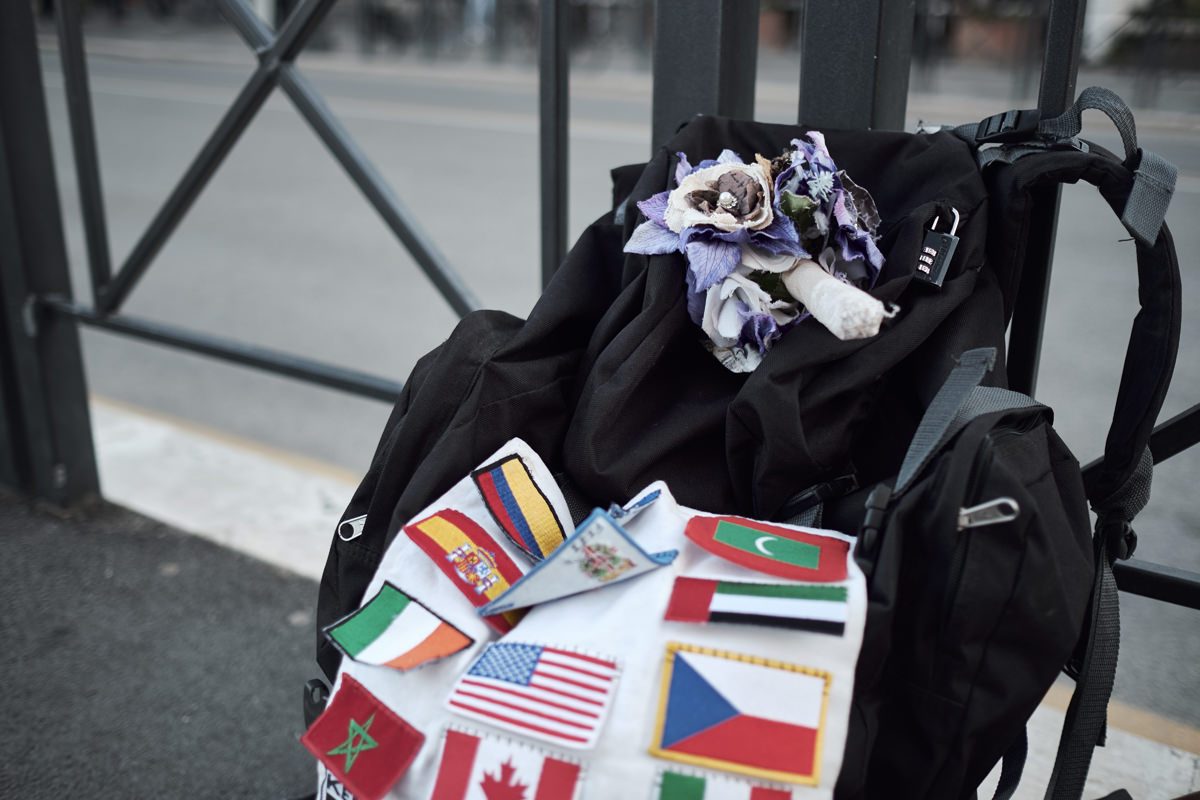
[622,133,887,372]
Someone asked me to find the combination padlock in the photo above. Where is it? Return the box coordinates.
[914,208,960,288]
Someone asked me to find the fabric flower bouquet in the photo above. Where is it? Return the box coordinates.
[624,132,894,372]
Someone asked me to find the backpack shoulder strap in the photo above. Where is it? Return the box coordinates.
[959,88,1182,510]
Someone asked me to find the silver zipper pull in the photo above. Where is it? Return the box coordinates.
[957,498,1020,531]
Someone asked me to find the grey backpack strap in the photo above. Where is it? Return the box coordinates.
[894,349,1043,497]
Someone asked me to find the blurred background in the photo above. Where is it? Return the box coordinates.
[28,0,1200,746]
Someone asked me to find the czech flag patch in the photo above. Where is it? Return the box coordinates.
[649,642,830,786]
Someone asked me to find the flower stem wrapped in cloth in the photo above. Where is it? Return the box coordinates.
[624,133,895,372]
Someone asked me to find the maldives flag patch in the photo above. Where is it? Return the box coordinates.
[324,582,473,671]
[301,674,425,800]
[446,641,619,749]
[654,769,792,800]
[649,642,830,785]
[473,455,567,561]
[430,727,583,800]
[683,516,849,582]
[404,509,526,632]
[664,577,848,636]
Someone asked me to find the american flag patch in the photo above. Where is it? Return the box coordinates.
[445,642,619,750]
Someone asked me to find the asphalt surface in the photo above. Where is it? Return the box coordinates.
[0,492,317,799]
[20,0,1200,751]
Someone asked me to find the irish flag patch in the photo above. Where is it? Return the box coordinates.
[683,516,849,582]
[664,577,847,636]
[324,582,474,670]
[649,642,829,785]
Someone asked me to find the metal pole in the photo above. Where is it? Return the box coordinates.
[1006,0,1086,396]
[55,0,114,305]
[0,0,99,504]
[798,0,914,130]
[539,0,569,287]
[651,0,759,152]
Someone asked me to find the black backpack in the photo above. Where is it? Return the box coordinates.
[314,87,1180,798]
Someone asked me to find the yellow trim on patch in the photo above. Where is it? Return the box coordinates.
[648,641,831,787]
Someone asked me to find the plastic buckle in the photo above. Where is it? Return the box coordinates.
[1099,517,1138,561]
[975,108,1042,144]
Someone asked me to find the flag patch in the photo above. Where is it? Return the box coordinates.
[654,768,793,800]
[404,509,526,633]
[429,727,583,800]
[302,674,424,800]
[446,641,619,749]
[664,577,848,636]
[649,642,830,786]
[684,516,849,582]
[479,510,676,616]
[324,582,474,671]
[473,455,568,561]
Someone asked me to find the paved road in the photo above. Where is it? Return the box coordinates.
[34,17,1200,730]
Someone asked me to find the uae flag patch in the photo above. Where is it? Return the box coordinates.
[445,641,619,749]
[301,674,425,800]
[654,769,792,800]
[429,727,583,800]
[404,508,526,632]
[683,516,849,582]
[664,577,847,636]
[649,642,830,786]
[324,582,474,670]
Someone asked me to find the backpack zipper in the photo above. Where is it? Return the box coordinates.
[957,497,1020,530]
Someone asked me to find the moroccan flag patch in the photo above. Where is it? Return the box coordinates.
[404,509,526,633]
[684,516,849,582]
[324,582,474,671]
[654,769,792,800]
[649,642,830,785]
[446,641,619,749]
[301,674,425,800]
[664,577,848,636]
[473,455,567,561]
[430,727,583,800]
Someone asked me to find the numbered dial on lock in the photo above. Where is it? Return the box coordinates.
[915,208,960,288]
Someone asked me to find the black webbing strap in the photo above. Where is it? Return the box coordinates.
[1044,449,1154,800]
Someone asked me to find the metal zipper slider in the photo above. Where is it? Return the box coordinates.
[957,497,1020,531]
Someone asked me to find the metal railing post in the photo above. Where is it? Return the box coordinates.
[0,0,99,505]
[798,0,915,130]
[651,0,760,152]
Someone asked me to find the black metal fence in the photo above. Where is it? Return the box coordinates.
[1,0,1198,611]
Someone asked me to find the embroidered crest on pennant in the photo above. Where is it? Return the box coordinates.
[649,642,830,786]
[445,641,619,749]
[324,582,474,671]
[664,577,848,636]
[301,674,424,800]
[473,455,568,561]
[478,510,676,616]
[683,516,849,582]
[429,727,583,800]
[404,509,526,632]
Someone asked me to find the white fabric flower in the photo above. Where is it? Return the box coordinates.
[701,266,799,349]
[663,162,774,234]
